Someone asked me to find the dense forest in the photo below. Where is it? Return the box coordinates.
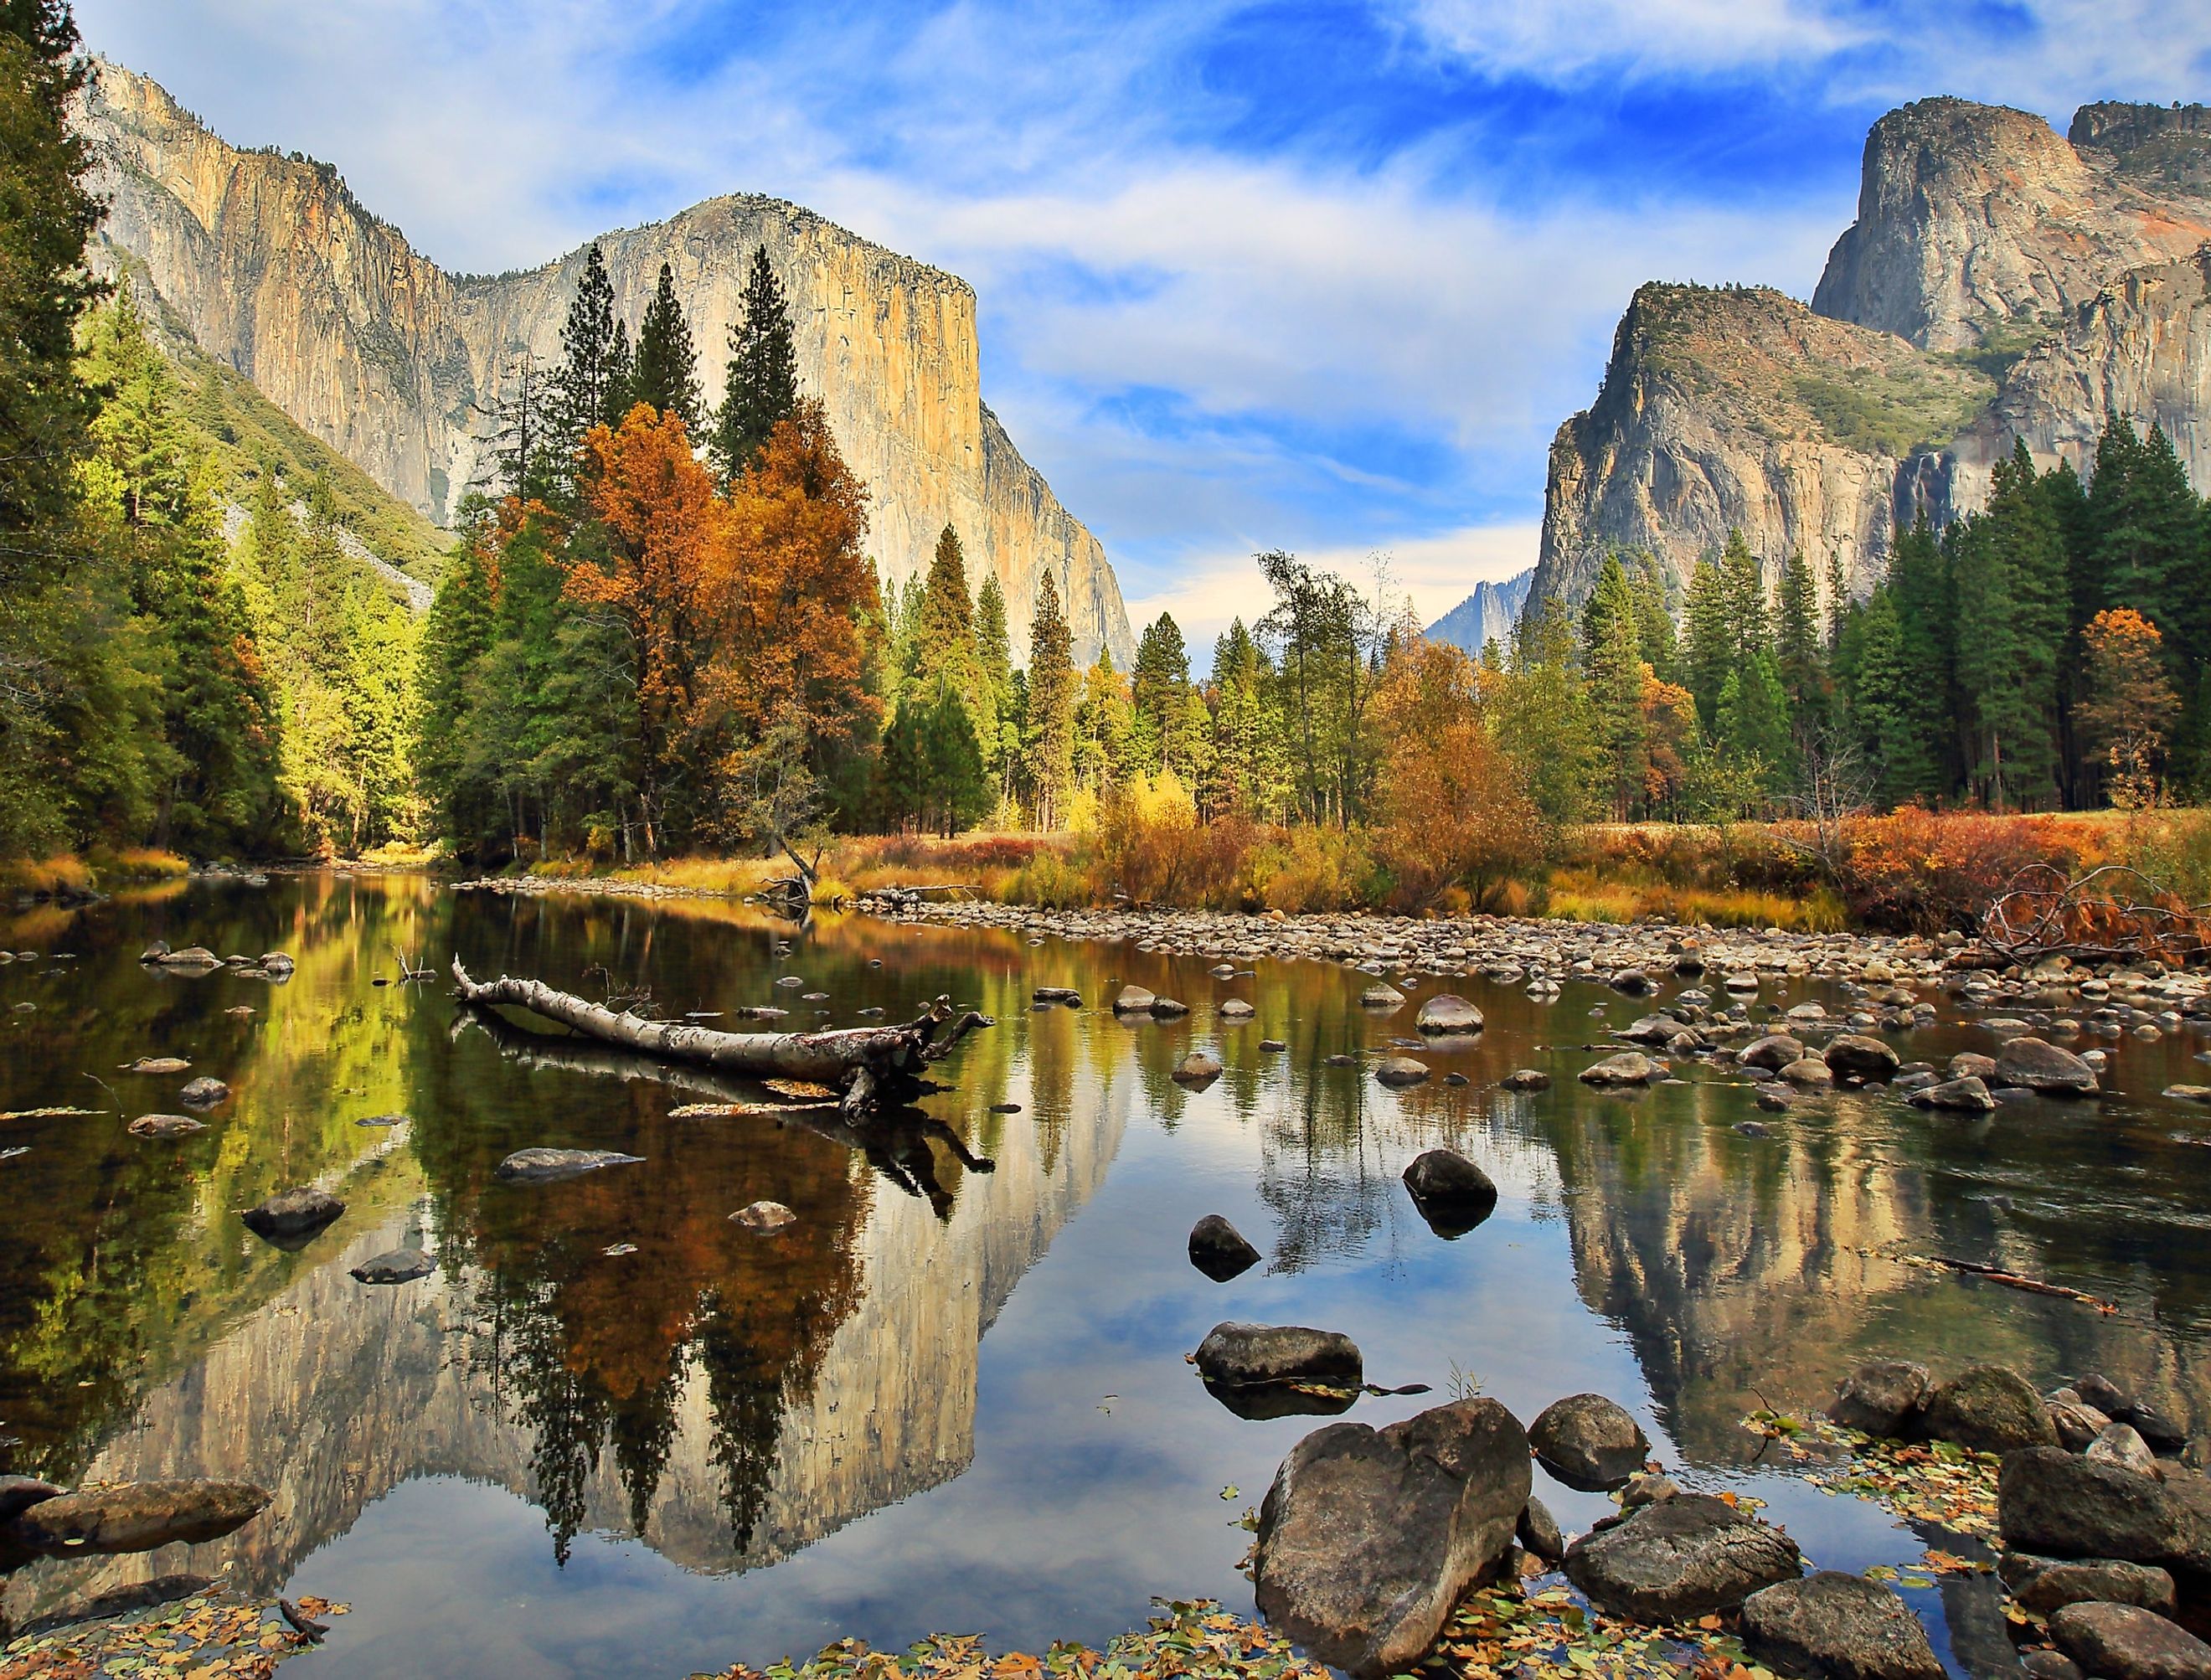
[4,0,2210,888]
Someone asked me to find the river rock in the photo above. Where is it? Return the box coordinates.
[2051,1399,2114,1452]
[1173,1050,1223,1085]
[1825,1035,1901,1080]
[1611,969,1655,994]
[1994,1038,2100,1095]
[1403,1149,1498,1214]
[7,1479,271,1554]
[1530,1393,1650,1489]
[1189,1214,1261,1281]
[1999,1553,2177,1616]
[2049,1602,2211,1680]
[1564,1492,1803,1621]
[1252,1398,1532,1677]
[1033,987,1081,1006]
[1151,996,1190,1018]
[240,1186,344,1245]
[1415,994,1483,1035]
[494,1147,645,1183]
[1219,998,1255,1019]
[177,1076,229,1106]
[732,1200,798,1232]
[1502,1069,1551,1090]
[1518,1496,1566,1564]
[1950,1051,1999,1080]
[1828,1360,1931,1436]
[128,1113,205,1139]
[0,1476,63,1522]
[1910,1076,1997,1112]
[1923,1364,2059,1453]
[1741,1033,1806,1071]
[1779,1057,1836,1087]
[1374,1056,1430,1087]
[1739,1571,1945,1680]
[260,952,296,975]
[2022,1654,2084,1680]
[1580,1052,1661,1086]
[1999,1448,2185,1562]
[121,1056,191,1074]
[1112,985,1157,1014]
[350,1247,436,1284]
[1195,1322,1362,1390]
[2089,1423,2164,1480]
[1360,984,1406,1010]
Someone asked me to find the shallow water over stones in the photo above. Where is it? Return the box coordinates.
[2,873,2210,1677]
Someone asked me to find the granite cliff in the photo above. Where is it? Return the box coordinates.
[76,60,1134,666]
[1425,567,1533,655]
[1535,97,2211,612]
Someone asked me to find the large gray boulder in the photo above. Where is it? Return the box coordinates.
[1253,1399,1532,1677]
[1921,1364,2059,1453]
[1112,985,1157,1014]
[6,1479,270,1554]
[494,1147,645,1183]
[1194,1322,1362,1390]
[1739,1572,1945,1680]
[2049,1602,2211,1680]
[1828,1360,1931,1437]
[1415,994,1483,1035]
[1741,1033,1806,1072]
[1998,1554,2177,1617]
[1994,1038,2100,1095]
[1909,1076,1997,1113]
[1530,1392,1650,1489]
[1564,1492,1803,1621]
[1403,1150,1498,1229]
[1188,1215,1261,1282]
[240,1186,344,1248]
[1999,1449,2186,1564]
[1825,1036,1902,1080]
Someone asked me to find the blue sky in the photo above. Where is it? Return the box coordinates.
[73,0,2211,647]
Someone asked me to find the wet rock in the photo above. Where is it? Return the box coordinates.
[1326,1053,1358,1067]
[1033,987,1082,1007]
[7,1479,271,1554]
[2021,1653,2083,1680]
[1260,1039,1289,1052]
[1910,1076,1997,1113]
[1611,969,1655,994]
[1173,1050,1224,1085]
[1741,1033,1806,1071]
[1999,1449,2183,1563]
[350,1247,435,1284]
[1445,1071,1470,1087]
[1530,1393,1650,1490]
[1949,1052,1999,1080]
[1735,1120,1772,1136]
[1360,984,1407,1010]
[1826,1035,1901,1080]
[1219,998,1255,1019]
[1924,1365,2059,1454]
[120,1056,191,1074]
[494,1147,645,1183]
[1564,1492,1803,1621]
[1112,985,1157,1014]
[1829,1361,1930,1436]
[1739,1572,1945,1680]
[177,1075,229,1107]
[1994,1038,2100,1096]
[2049,1602,2211,1680]
[1518,1496,1566,1564]
[1998,1553,2177,1616]
[1152,996,1191,1018]
[1253,1398,1532,1677]
[1779,1057,1836,1087]
[240,1186,345,1248]
[141,945,222,968]
[1189,1214,1261,1281]
[0,1475,63,1522]
[1617,1013,1682,1046]
[259,952,296,976]
[2089,1424,2164,1480]
[128,1113,206,1139]
[1502,1069,1551,1091]
[1621,1472,1680,1509]
[355,1113,408,1128]
[732,1200,797,1233]
[1404,1149,1497,1237]
[1375,1056,1431,1087]
[1416,994,1483,1034]
[1580,1052,1662,1086]
[1195,1322,1362,1390]
[2051,1400,2114,1452]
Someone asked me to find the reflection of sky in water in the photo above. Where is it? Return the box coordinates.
[1,875,2208,1677]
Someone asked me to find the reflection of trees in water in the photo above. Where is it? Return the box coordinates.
[1257,1051,1392,1273]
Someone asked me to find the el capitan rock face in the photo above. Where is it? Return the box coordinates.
[77,60,1133,667]
[1537,98,2211,615]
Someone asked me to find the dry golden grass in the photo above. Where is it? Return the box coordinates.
[0,854,94,895]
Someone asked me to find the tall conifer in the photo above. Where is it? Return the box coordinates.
[631,262,701,429]
[712,245,799,478]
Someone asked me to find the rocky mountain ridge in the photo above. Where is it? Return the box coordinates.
[1534,96,2211,614]
[1425,568,1533,656]
[76,60,1134,666]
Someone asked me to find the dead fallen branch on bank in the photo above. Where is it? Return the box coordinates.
[450,956,992,1114]
[1978,862,2211,966]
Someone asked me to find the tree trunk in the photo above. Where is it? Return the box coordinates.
[449,957,992,1113]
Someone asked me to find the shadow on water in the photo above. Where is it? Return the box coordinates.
[0,873,2207,1674]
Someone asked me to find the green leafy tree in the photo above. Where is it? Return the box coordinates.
[1492,595,1598,824]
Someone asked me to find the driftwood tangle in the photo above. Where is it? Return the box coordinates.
[450,956,992,1113]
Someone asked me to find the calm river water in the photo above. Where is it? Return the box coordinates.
[2,873,2208,1676]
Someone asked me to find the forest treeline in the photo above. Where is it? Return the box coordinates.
[4,0,2210,895]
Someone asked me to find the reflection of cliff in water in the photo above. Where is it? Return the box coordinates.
[4,1054,1129,1621]
[1532,1084,2211,1461]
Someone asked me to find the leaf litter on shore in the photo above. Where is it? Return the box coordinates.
[0,1592,346,1679]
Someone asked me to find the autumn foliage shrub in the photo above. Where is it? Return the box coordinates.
[1828,809,2088,933]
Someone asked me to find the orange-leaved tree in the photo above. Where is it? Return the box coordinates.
[2079,607,2180,809]
[566,404,722,853]
[1370,631,1547,910]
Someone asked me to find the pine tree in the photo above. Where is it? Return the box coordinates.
[1834,587,1915,807]
[1494,595,1599,824]
[1129,612,1190,775]
[1580,557,1647,820]
[973,571,1016,799]
[1886,516,1956,801]
[710,245,798,479]
[1023,569,1076,827]
[1681,558,1732,732]
[1775,549,1829,748]
[631,262,701,429]
[551,245,622,472]
[920,688,990,836]
[1955,441,2066,809]
[604,319,634,425]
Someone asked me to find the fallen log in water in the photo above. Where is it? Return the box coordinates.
[449,956,991,1113]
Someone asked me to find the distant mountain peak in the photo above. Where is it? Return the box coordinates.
[1425,567,1533,655]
